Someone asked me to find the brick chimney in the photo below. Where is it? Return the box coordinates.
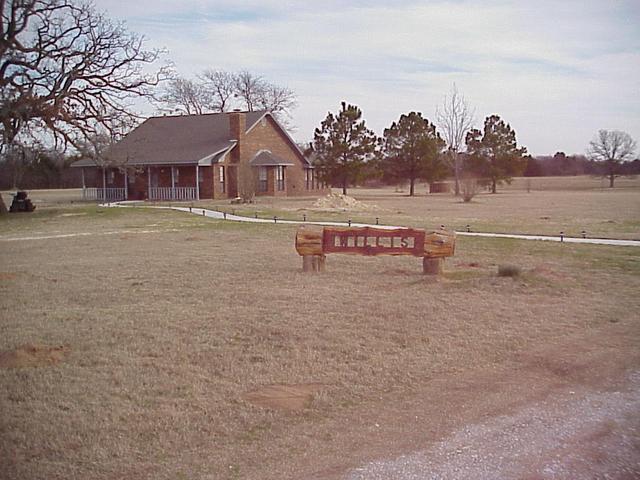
[229,110,246,143]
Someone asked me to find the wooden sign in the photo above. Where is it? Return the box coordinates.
[295,225,455,274]
[322,227,425,256]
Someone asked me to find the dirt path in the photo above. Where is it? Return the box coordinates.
[285,323,640,480]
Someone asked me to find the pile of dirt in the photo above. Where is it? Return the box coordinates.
[0,344,69,368]
[311,193,378,212]
[243,383,323,411]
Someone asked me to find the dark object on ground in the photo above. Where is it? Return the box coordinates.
[498,264,521,277]
[429,182,451,194]
[9,191,36,212]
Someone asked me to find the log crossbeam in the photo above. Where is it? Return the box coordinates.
[295,226,455,275]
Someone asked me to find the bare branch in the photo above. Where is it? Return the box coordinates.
[155,77,205,115]
[587,129,636,187]
[0,0,170,149]
[435,83,475,195]
[233,70,264,112]
[198,69,235,113]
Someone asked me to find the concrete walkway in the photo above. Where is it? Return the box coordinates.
[106,202,640,248]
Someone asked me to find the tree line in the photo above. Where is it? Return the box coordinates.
[311,101,529,197]
[156,71,295,122]
[311,100,638,195]
[0,0,637,204]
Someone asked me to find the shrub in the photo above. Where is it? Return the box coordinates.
[498,264,521,277]
[461,177,479,202]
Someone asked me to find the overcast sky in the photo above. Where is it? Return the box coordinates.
[101,0,640,156]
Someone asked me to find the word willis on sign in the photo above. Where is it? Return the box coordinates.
[295,225,455,275]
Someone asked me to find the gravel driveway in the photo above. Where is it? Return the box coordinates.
[346,372,640,479]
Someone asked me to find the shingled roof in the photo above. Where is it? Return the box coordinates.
[72,111,271,167]
[249,150,295,166]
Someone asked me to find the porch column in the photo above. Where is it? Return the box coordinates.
[124,168,128,200]
[102,167,106,202]
[195,165,200,200]
[147,167,151,200]
[171,166,175,200]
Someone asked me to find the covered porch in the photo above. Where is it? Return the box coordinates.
[80,164,210,202]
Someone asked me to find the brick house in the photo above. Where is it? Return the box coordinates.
[72,111,326,201]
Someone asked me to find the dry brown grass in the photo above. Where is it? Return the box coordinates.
[190,176,640,240]
[1,201,639,479]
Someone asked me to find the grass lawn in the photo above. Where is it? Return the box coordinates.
[192,176,640,239]
[1,179,639,479]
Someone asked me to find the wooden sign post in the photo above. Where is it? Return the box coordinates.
[295,225,455,274]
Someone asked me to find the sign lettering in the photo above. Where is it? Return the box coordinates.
[322,227,425,257]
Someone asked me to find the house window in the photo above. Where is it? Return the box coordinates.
[219,166,225,193]
[276,166,285,191]
[258,167,268,192]
[128,170,135,184]
[108,170,115,184]
[173,167,180,184]
[198,167,203,183]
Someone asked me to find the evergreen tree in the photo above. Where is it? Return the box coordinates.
[465,115,528,193]
[381,112,447,196]
[313,102,377,195]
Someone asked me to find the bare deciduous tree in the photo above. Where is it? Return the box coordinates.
[460,174,480,203]
[233,71,264,112]
[199,69,235,112]
[0,0,169,149]
[156,77,206,115]
[436,84,475,196]
[237,160,256,203]
[74,114,136,198]
[256,82,296,126]
[587,130,637,188]
[154,69,297,123]
[2,139,39,188]
[76,132,114,196]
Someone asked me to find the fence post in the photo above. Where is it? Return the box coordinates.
[302,255,313,272]
[312,255,326,272]
[423,257,443,275]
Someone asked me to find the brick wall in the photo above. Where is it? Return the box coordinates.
[200,166,213,199]
[236,114,328,197]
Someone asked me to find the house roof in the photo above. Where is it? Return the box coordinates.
[71,111,298,168]
[249,150,295,167]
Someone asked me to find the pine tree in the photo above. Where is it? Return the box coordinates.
[381,112,446,196]
[465,115,528,193]
[313,102,377,195]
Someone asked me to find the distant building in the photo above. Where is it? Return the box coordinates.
[72,111,326,201]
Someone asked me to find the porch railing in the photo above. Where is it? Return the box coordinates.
[82,187,126,201]
[149,186,198,201]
